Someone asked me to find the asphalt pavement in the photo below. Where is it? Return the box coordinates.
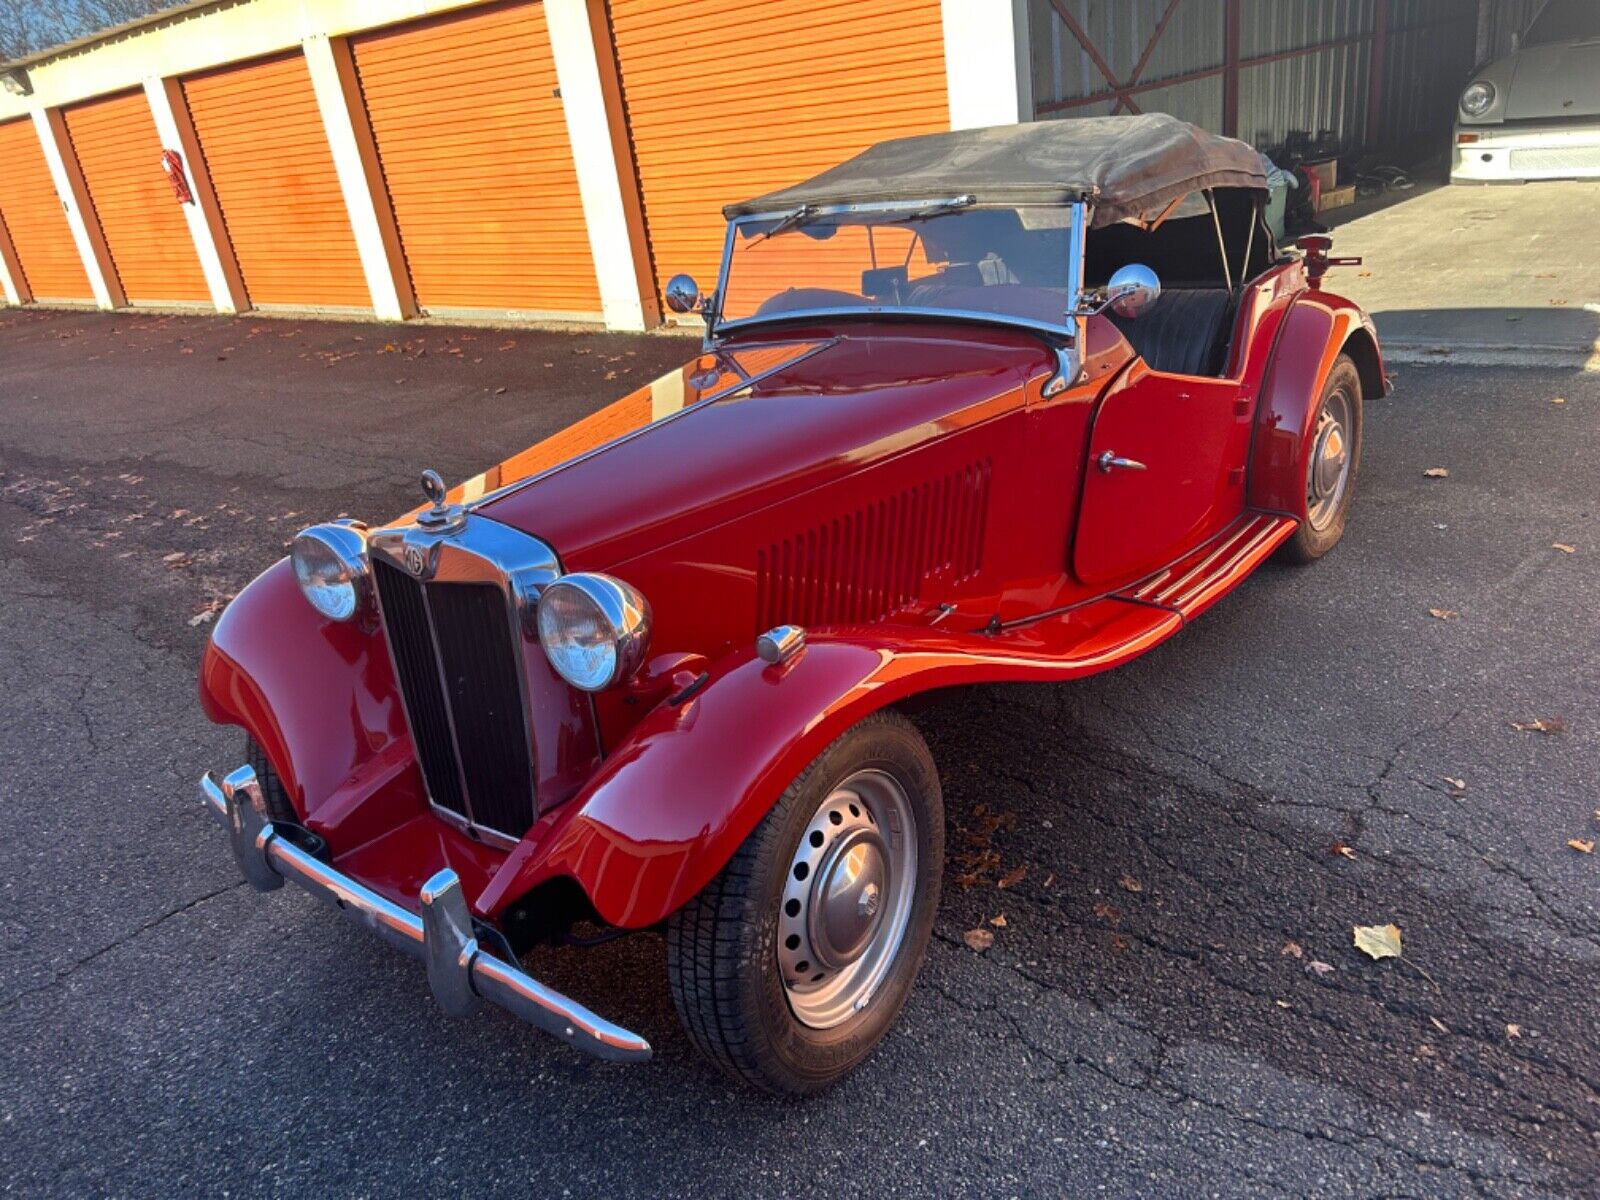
[1,308,1596,1198]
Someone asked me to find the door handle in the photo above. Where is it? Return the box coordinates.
[1097,450,1147,473]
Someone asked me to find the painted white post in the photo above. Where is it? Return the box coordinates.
[302,33,414,321]
[941,0,1033,129]
[546,0,657,331]
[31,107,123,309]
[142,76,248,314]
[0,218,26,305]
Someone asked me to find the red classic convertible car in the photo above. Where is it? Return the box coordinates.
[199,114,1383,1093]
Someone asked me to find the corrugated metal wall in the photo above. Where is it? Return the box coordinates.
[1031,0,1486,159]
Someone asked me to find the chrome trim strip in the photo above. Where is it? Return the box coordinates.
[201,767,652,1062]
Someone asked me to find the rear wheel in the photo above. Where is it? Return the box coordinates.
[666,710,943,1094]
[1281,353,1362,564]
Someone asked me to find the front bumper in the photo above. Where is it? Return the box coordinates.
[200,765,651,1062]
[1452,121,1600,182]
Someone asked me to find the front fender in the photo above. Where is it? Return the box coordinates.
[200,559,413,833]
[480,597,1179,928]
[1248,292,1384,518]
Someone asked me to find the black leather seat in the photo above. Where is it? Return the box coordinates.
[1107,288,1233,377]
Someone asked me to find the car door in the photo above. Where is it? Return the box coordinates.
[1071,344,1248,589]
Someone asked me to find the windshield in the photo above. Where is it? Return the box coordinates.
[719,202,1080,331]
[1525,0,1600,46]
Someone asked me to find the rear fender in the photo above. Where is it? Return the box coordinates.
[481,598,1180,928]
[1248,293,1385,518]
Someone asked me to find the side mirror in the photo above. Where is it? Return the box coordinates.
[664,274,702,314]
[1106,264,1161,318]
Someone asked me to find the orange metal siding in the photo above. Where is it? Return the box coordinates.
[353,1,600,316]
[64,90,210,304]
[0,117,92,301]
[609,0,950,303]
[184,52,369,309]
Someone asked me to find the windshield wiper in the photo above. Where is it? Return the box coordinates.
[882,194,977,224]
[752,203,819,244]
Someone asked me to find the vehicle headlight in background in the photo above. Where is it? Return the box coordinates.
[1460,81,1495,117]
[291,523,371,622]
[537,573,651,692]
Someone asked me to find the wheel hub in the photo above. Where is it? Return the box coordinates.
[777,770,917,1029]
[1306,388,1353,531]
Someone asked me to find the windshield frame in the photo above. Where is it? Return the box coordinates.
[708,198,1088,345]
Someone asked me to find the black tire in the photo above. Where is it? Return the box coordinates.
[245,736,299,824]
[1280,353,1363,564]
[666,709,944,1094]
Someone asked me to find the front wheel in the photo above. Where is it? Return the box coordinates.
[1280,352,1363,564]
[666,710,943,1094]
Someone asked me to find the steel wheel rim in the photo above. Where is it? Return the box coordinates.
[1306,387,1353,532]
[777,768,918,1030]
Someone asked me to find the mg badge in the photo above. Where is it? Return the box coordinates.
[404,545,427,577]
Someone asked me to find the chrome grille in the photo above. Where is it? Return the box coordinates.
[372,558,537,842]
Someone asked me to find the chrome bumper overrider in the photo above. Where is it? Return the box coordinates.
[199,765,651,1063]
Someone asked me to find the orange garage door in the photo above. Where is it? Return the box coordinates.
[353,1,600,317]
[184,52,369,309]
[0,117,92,301]
[64,90,210,304]
[610,0,950,305]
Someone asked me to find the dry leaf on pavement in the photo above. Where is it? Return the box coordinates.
[1506,1023,1522,1039]
[963,927,995,952]
[1430,1016,1450,1034]
[1551,396,1566,404]
[1428,608,1460,620]
[1118,873,1143,894]
[988,914,1007,928]
[1042,872,1057,889]
[1353,924,1403,960]
[1511,717,1569,734]
[1092,902,1122,925]
[1330,841,1357,860]
[1552,543,1576,554]
[1423,467,1450,478]
[1442,777,1466,792]
[1281,940,1304,959]
[1568,839,1595,855]
[1308,960,1336,977]
[997,865,1027,890]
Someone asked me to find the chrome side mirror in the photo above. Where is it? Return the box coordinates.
[1106,264,1161,318]
[664,274,702,314]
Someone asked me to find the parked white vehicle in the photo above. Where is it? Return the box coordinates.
[1451,0,1600,183]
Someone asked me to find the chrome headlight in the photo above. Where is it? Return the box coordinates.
[1460,81,1495,117]
[291,523,371,622]
[536,573,651,692]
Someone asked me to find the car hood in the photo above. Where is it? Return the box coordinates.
[1504,41,1600,120]
[467,323,1051,571]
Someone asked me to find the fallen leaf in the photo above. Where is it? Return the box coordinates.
[1511,717,1569,734]
[1110,933,1127,953]
[963,927,995,952]
[1118,873,1143,894]
[1092,902,1122,925]
[1330,841,1357,860]
[1506,1023,1522,1039]
[493,386,507,395]
[1442,776,1466,792]
[1353,923,1403,960]
[1423,467,1450,478]
[1275,999,1291,1009]
[1042,872,1057,889]
[1429,1016,1450,1035]
[997,865,1027,890]
[1418,1043,1436,1057]
[988,914,1007,928]
[1428,608,1460,621]
[953,872,981,890]
[1568,839,1595,855]
[1281,940,1304,959]
[1551,396,1566,404]
[1552,543,1576,554]
[1308,960,1336,977]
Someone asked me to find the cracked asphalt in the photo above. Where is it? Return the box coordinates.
[1,308,1596,1198]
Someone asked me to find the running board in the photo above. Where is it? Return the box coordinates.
[1119,512,1298,621]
